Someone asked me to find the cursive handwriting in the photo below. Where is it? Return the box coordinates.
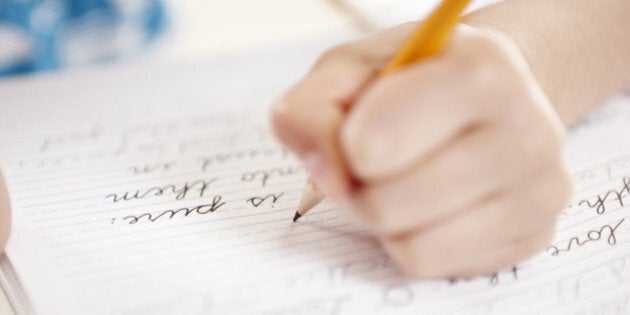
[448,266,518,287]
[547,218,625,256]
[241,165,303,187]
[18,147,122,170]
[106,178,217,203]
[579,177,630,214]
[200,147,289,171]
[39,125,102,153]
[246,193,284,207]
[121,196,225,224]
[487,266,519,286]
[128,161,175,175]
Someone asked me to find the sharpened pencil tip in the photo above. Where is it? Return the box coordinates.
[292,212,302,222]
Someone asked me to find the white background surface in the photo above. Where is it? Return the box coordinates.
[0,0,502,313]
[0,1,354,314]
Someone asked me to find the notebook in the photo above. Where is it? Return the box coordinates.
[0,41,629,315]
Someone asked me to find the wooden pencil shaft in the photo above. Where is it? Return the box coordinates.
[382,0,472,75]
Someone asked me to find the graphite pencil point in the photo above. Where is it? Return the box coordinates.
[292,212,302,222]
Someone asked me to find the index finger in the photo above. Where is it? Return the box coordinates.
[270,23,415,197]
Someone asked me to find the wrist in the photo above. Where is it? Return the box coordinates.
[462,0,630,126]
[459,20,571,127]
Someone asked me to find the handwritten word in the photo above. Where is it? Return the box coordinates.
[449,266,518,287]
[487,266,519,286]
[121,196,225,224]
[579,177,630,214]
[124,142,168,155]
[573,155,630,186]
[178,132,254,154]
[106,178,217,203]
[241,165,302,187]
[39,125,102,153]
[18,147,121,170]
[120,120,179,139]
[128,161,175,175]
[246,193,284,207]
[200,147,289,171]
[572,165,610,186]
[547,218,625,256]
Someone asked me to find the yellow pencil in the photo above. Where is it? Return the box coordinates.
[293,0,473,222]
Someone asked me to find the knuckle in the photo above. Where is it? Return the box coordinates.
[458,54,501,94]
[477,31,514,57]
[452,57,505,116]
[454,31,532,116]
[455,31,508,77]
[464,29,520,69]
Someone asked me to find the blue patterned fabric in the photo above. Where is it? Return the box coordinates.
[0,0,166,76]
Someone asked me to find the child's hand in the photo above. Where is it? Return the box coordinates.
[0,169,10,252]
[271,24,572,278]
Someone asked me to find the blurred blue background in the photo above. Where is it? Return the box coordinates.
[0,0,167,76]
[0,0,499,78]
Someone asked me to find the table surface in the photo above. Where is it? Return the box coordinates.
[0,1,356,314]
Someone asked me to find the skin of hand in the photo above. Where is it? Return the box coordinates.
[272,0,630,278]
[271,23,572,278]
[464,0,630,126]
[0,169,11,253]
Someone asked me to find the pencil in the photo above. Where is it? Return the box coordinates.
[293,0,473,222]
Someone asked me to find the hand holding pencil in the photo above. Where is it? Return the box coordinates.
[272,0,580,278]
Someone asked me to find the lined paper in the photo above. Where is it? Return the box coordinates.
[0,46,629,315]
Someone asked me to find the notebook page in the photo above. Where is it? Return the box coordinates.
[0,46,629,314]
